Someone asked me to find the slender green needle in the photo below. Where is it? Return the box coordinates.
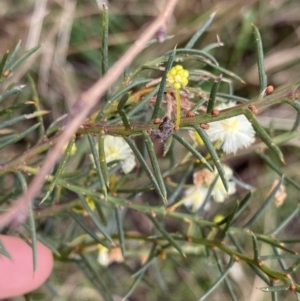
[142,132,167,203]
[252,24,267,92]
[185,12,217,49]
[207,75,222,114]
[40,139,75,204]
[194,125,228,191]
[151,47,176,120]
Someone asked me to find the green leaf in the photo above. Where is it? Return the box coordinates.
[194,125,228,191]
[252,24,267,93]
[117,93,131,129]
[0,50,9,82]
[215,202,239,240]
[202,60,245,83]
[198,257,235,301]
[207,75,222,114]
[259,285,289,292]
[94,199,108,226]
[0,85,26,103]
[163,135,173,157]
[122,268,146,301]
[202,42,224,52]
[28,74,45,140]
[15,171,38,272]
[28,202,37,272]
[80,254,114,301]
[256,151,300,191]
[96,78,151,122]
[229,233,270,284]
[142,131,167,203]
[98,133,109,187]
[8,45,40,72]
[151,47,176,120]
[88,134,107,200]
[69,211,110,249]
[132,243,157,278]
[198,175,219,215]
[128,85,159,118]
[216,93,249,102]
[167,165,193,205]
[114,207,125,258]
[172,132,213,171]
[4,40,21,70]
[258,235,297,255]
[152,258,169,294]
[251,231,260,262]
[165,48,218,65]
[286,257,300,274]
[0,101,31,117]
[232,191,253,223]
[78,194,113,245]
[0,110,48,129]
[101,3,109,102]
[146,213,185,258]
[243,177,284,229]
[244,109,284,164]
[40,139,74,204]
[0,123,40,150]
[268,204,300,236]
[185,12,217,49]
[124,137,165,201]
[212,250,238,301]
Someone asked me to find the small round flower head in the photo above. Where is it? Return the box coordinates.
[104,135,135,173]
[90,135,136,174]
[206,102,255,154]
[182,186,209,212]
[192,166,236,203]
[167,65,189,90]
[210,165,236,203]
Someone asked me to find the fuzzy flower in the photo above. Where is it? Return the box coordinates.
[193,165,236,203]
[183,165,236,211]
[104,135,135,173]
[167,65,189,90]
[206,102,255,154]
[90,135,136,174]
[182,185,209,212]
[210,165,236,203]
[167,65,189,127]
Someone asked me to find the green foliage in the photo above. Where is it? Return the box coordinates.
[1,2,300,301]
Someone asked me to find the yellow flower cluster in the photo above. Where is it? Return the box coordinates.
[167,65,189,90]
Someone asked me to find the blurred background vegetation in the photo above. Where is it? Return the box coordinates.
[1,0,300,300]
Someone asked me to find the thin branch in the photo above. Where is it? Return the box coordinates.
[0,0,179,229]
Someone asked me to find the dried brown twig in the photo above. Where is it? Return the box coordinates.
[0,0,179,229]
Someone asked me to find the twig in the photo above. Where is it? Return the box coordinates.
[0,0,179,229]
